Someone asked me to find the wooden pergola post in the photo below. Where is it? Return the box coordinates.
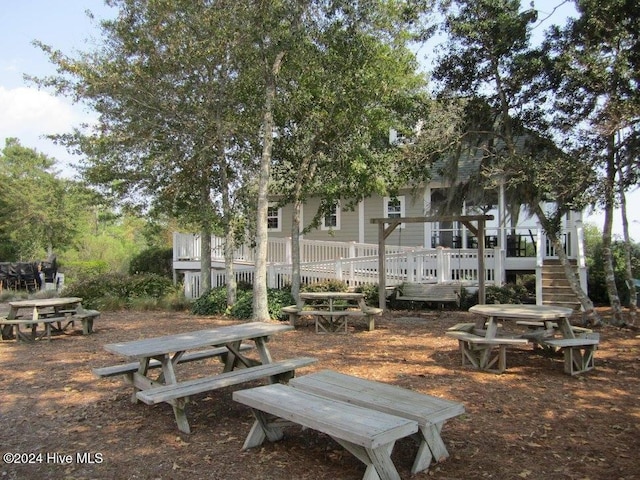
[371,215,493,310]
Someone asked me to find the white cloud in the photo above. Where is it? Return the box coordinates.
[0,86,95,177]
[0,85,76,138]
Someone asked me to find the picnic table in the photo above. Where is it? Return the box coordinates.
[233,369,465,479]
[95,322,316,433]
[282,292,383,333]
[0,297,99,342]
[446,304,597,374]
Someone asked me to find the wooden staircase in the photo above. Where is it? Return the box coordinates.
[541,259,581,310]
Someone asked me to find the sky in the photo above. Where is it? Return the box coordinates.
[1,1,638,240]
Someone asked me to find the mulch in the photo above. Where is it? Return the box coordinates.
[1,307,639,480]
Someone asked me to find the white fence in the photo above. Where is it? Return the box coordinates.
[182,247,502,299]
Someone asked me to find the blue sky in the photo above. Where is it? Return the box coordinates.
[1,0,637,240]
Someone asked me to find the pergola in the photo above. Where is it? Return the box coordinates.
[370,214,494,309]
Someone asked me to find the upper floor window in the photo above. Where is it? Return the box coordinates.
[321,202,341,230]
[384,196,405,227]
[267,203,282,232]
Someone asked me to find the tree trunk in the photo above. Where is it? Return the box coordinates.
[620,190,636,325]
[532,203,600,325]
[253,51,286,322]
[200,229,212,294]
[552,235,602,326]
[224,225,237,308]
[291,199,302,304]
[602,136,624,325]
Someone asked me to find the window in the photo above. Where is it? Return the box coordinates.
[321,202,341,230]
[267,203,282,232]
[384,196,405,227]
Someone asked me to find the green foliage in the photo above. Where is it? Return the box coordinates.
[61,273,173,309]
[190,286,294,321]
[228,291,253,319]
[485,284,532,305]
[129,246,173,277]
[301,280,349,293]
[586,237,640,305]
[0,138,96,260]
[355,283,379,306]
[61,260,110,284]
[191,287,229,316]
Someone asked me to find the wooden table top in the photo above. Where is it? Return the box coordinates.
[9,297,82,309]
[300,292,364,300]
[104,322,293,358]
[469,304,574,320]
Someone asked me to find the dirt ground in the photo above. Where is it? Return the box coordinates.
[1,306,639,480]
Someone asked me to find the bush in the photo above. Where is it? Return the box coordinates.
[129,247,173,278]
[191,287,229,315]
[60,260,110,285]
[301,280,349,293]
[191,286,295,321]
[355,283,379,306]
[61,273,174,309]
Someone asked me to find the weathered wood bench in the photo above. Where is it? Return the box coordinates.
[396,283,460,307]
[92,344,255,379]
[516,321,593,353]
[282,305,383,333]
[233,383,418,480]
[289,369,465,474]
[445,330,529,373]
[0,313,93,342]
[136,356,317,433]
[0,317,67,342]
[73,309,100,334]
[540,334,600,375]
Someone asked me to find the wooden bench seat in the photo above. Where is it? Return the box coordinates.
[290,370,465,474]
[445,330,528,373]
[73,309,100,334]
[0,316,73,342]
[233,383,418,480]
[282,305,382,333]
[92,344,255,378]
[396,283,460,307]
[136,356,317,433]
[540,334,599,375]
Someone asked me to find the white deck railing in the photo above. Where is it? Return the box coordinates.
[182,247,502,299]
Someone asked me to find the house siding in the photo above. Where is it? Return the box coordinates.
[363,189,426,247]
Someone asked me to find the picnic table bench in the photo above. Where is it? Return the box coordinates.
[0,296,100,341]
[284,292,382,333]
[233,383,418,480]
[540,333,600,375]
[445,328,528,373]
[92,344,255,378]
[289,370,465,474]
[98,322,316,433]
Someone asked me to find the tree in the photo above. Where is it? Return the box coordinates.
[0,138,90,260]
[431,0,602,324]
[270,1,431,302]
[31,0,265,301]
[542,0,640,326]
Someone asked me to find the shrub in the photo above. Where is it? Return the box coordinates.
[61,273,173,309]
[191,287,229,315]
[129,247,173,278]
[301,280,349,293]
[355,283,379,306]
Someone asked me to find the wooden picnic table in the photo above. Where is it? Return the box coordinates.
[0,297,98,341]
[99,322,316,433]
[446,304,577,373]
[283,292,382,333]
